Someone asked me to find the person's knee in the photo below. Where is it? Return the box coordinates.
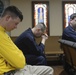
[37,56,45,61]
[47,66,54,75]
[37,56,47,65]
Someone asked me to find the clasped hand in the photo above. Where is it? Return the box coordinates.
[42,33,48,40]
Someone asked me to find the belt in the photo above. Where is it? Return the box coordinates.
[4,70,15,75]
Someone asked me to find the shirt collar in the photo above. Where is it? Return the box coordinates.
[68,25,75,31]
[0,26,6,32]
[28,28,35,40]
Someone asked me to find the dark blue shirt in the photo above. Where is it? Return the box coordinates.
[62,25,76,42]
[15,28,45,56]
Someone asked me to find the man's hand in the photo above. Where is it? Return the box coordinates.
[42,33,48,40]
[41,33,48,45]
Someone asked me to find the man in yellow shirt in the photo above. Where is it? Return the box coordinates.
[0,5,54,75]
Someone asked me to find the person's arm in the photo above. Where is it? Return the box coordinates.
[23,34,48,55]
[0,35,26,69]
[41,33,48,45]
[24,37,44,55]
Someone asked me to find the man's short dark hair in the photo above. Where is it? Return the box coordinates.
[70,13,76,20]
[1,5,23,21]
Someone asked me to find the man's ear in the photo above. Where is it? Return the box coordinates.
[6,15,11,21]
[70,19,72,21]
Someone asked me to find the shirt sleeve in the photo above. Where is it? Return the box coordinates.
[24,36,45,55]
[0,34,26,69]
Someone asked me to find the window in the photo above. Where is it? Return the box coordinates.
[32,1,49,35]
[62,1,76,29]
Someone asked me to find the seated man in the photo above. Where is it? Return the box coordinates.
[62,13,76,42]
[0,5,54,75]
[15,23,48,65]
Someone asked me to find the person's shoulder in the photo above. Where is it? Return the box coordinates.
[64,25,70,30]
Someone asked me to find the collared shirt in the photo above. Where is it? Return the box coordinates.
[62,25,76,42]
[15,28,45,56]
[0,26,26,74]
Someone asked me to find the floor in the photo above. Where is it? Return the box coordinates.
[52,65,68,75]
[47,55,69,75]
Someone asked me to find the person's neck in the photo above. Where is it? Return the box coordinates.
[31,28,35,34]
[0,19,6,29]
[70,24,76,31]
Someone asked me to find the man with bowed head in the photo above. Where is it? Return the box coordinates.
[0,5,54,75]
[62,13,76,42]
[15,23,48,65]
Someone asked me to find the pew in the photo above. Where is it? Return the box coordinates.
[58,39,76,75]
[11,36,64,65]
[11,36,63,61]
